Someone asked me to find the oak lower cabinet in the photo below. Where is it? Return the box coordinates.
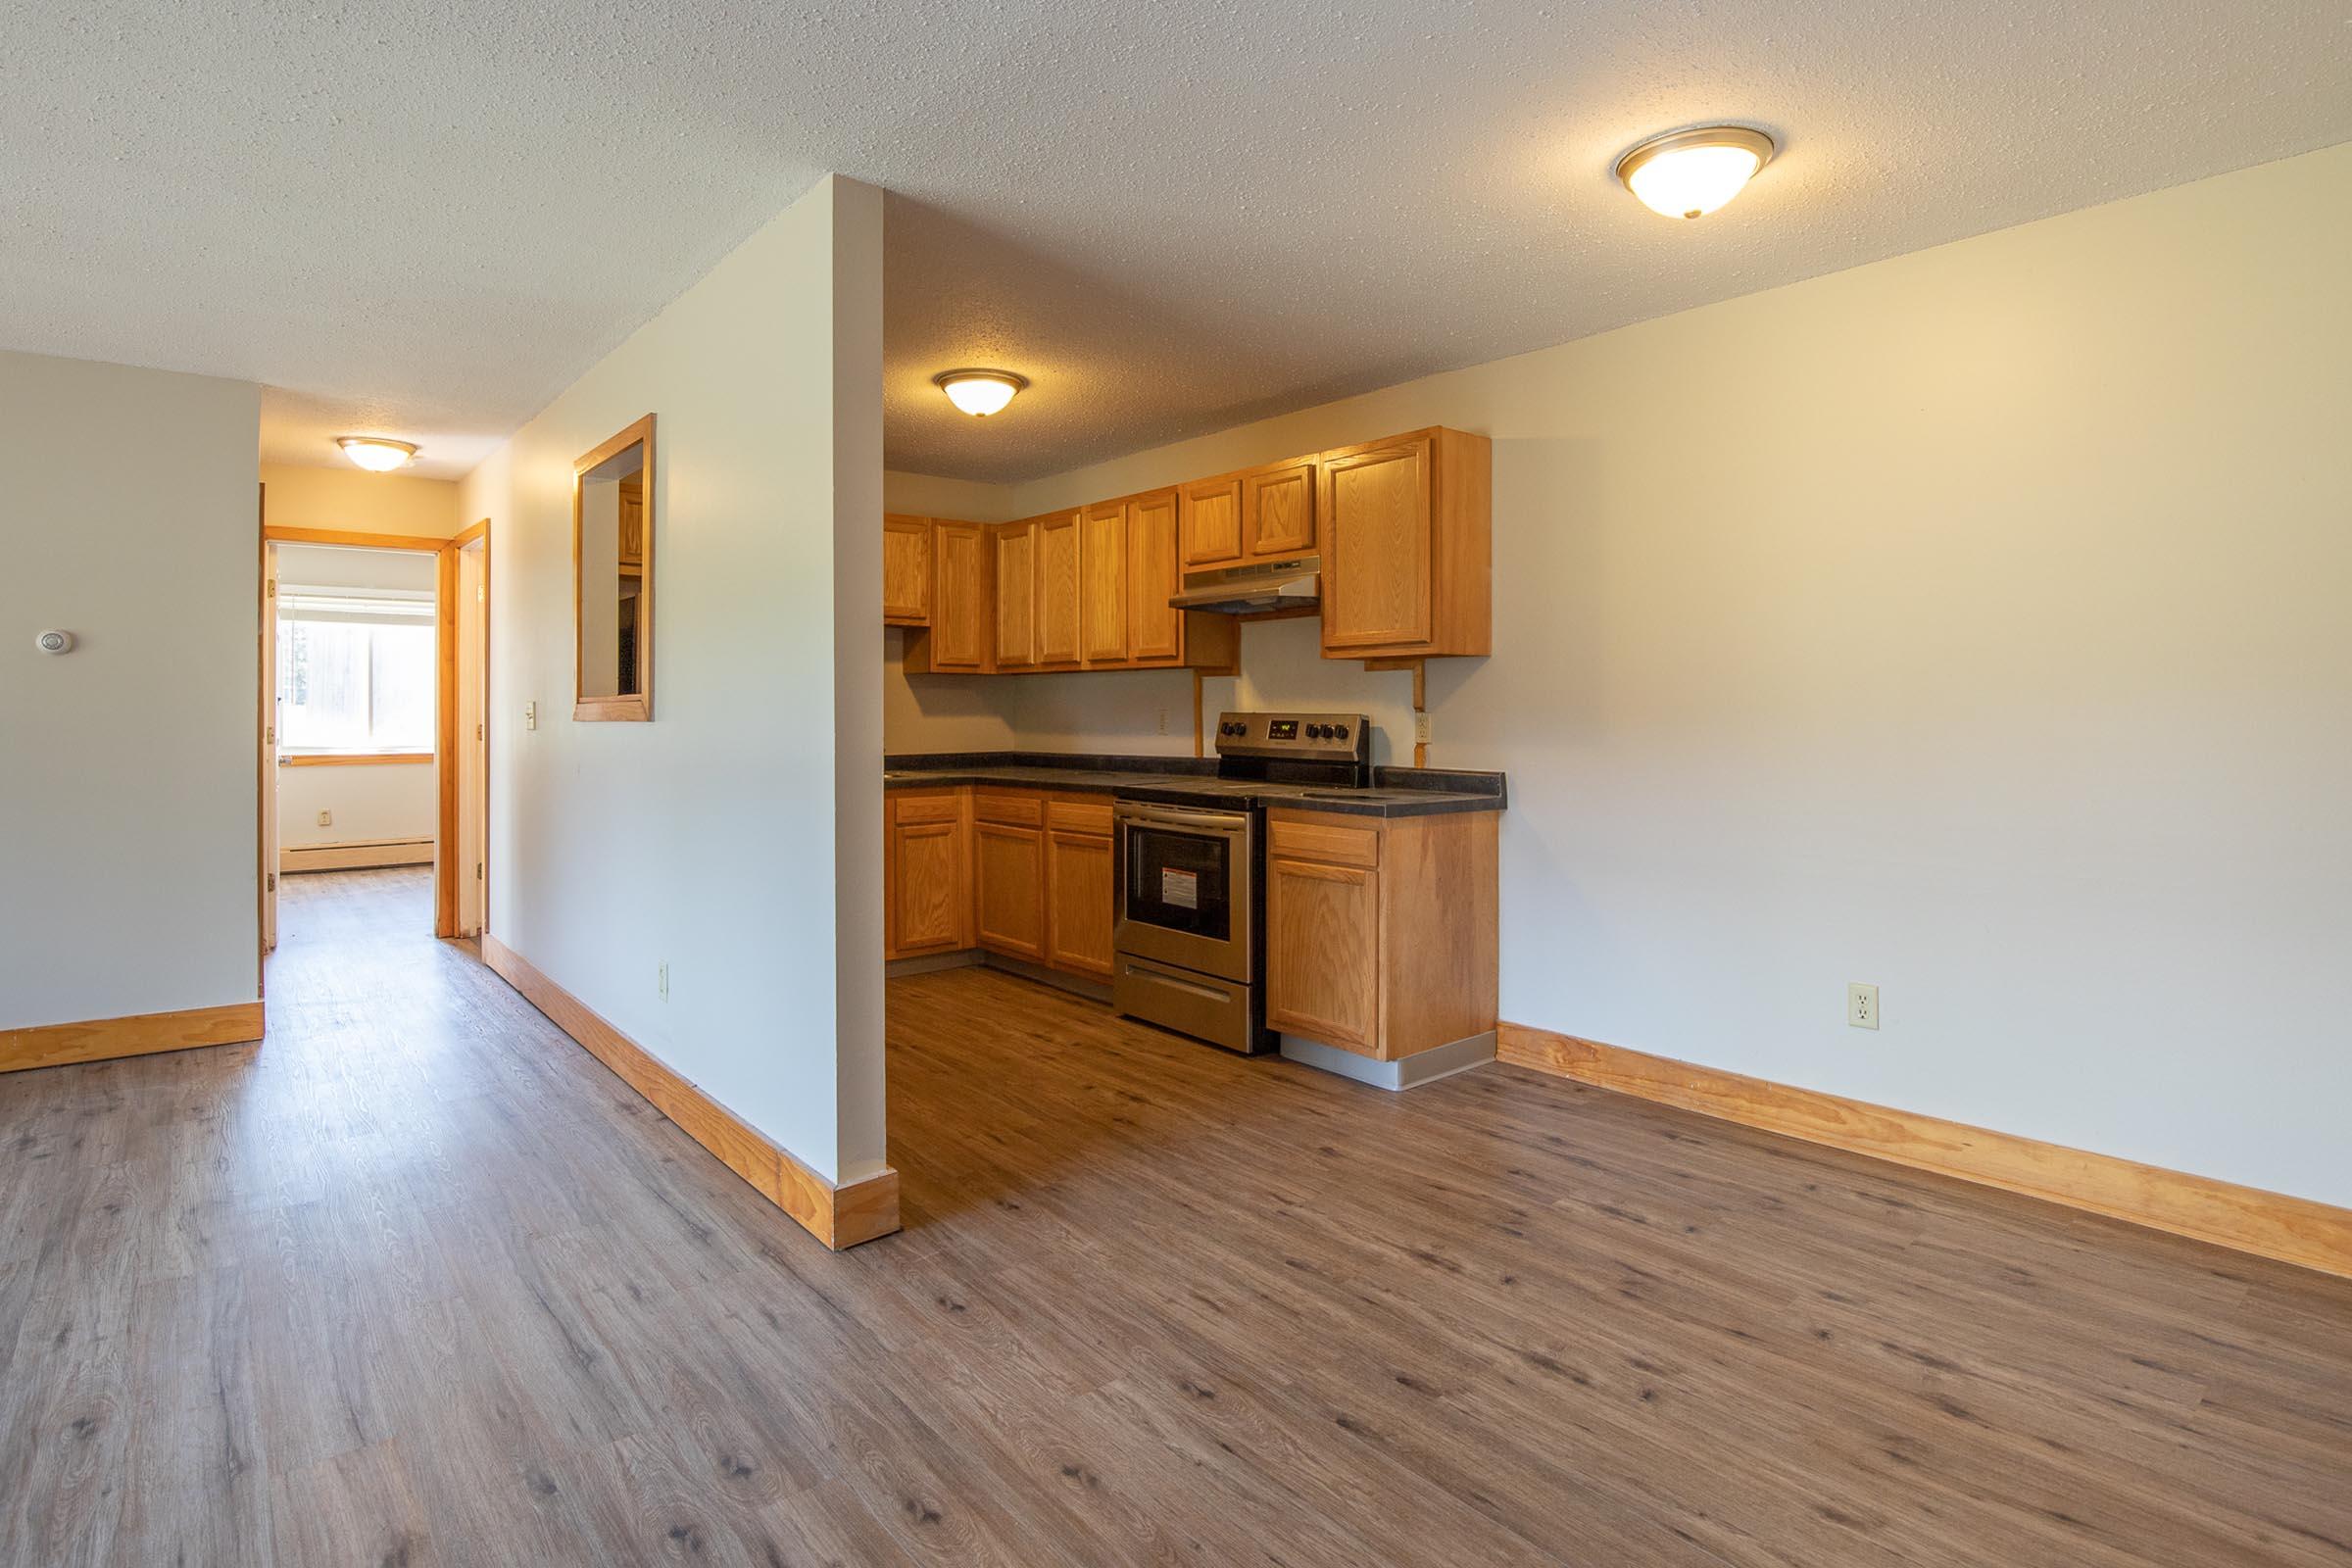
[884,791,969,958]
[885,786,1123,987]
[1043,798,1115,978]
[1263,808,1498,1060]
[972,792,1047,960]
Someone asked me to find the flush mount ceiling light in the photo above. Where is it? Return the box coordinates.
[932,368,1028,417]
[336,436,419,471]
[1614,125,1776,220]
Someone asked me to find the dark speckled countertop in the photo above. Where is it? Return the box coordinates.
[882,752,1504,818]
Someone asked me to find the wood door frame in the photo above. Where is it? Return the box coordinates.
[437,518,490,938]
[259,518,475,939]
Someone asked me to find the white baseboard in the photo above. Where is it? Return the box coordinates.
[280,837,434,873]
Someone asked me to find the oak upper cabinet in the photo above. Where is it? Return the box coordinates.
[1318,427,1492,659]
[1126,489,1183,664]
[972,792,1047,960]
[1263,808,1499,1062]
[1043,797,1114,978]
[993,520,1037,668]
[885,791,968,958]
[1079,501,1129,665]
[1033,511,1083,667]
[1179,475,1244,568]
[883,514,932,626]
[905,519,990,672]
[1243,461,1316,559]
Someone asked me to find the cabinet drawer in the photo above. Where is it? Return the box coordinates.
[890,791,961,825]
[1047,797,1113,836]
[1267,813,1381,868]
[974,790,1046,827]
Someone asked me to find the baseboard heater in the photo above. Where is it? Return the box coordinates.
[279,837,434,873]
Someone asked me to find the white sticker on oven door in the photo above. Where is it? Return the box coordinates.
[1159,867,1200,909]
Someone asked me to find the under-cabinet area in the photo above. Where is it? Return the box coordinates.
[883,738,1505,1089]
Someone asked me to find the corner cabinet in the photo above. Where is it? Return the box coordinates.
[885,785,1116,985]
[1263,808,1498,1061]
[1319,427,1491,660]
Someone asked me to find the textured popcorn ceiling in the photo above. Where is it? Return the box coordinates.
[4,1,2347,481]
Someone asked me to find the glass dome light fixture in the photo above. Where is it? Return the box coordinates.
[933,368,1029,416]
[337,436,419,471]
[1614,125,1777,220]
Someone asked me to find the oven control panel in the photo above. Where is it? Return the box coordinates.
[1214,710,1372,760]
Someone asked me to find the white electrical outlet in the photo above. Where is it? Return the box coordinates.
[1847,983,1879,1030]
[1414,711,1432,745]
[317,809,331,828]
[658,961,669,1002]
[1155,706,1169,735]
[524,700,538,732]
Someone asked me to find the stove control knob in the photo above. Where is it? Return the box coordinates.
[1332,724,1348,741]
[1307,723,1327,739]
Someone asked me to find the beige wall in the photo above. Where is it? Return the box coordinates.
[885,144,2352,1206]
[2,351,262,1027]
[459,175,887,1186]
[261,461,463,538]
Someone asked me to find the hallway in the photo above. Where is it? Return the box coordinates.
[3,869,2349,1565]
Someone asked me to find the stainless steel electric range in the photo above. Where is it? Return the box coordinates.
[1110,710,1372,1053]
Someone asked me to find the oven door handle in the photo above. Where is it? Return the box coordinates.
[1116,804,1250,835]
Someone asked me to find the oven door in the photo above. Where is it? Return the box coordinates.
[1114,802,1252,982]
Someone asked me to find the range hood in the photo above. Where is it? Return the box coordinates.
[1168,555,1321,614]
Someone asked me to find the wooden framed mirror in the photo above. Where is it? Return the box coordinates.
[573,414,655,721]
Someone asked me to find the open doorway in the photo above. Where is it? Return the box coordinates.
[257,519,488,948]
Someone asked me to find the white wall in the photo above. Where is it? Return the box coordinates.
[1,351,261,1028]
[277,766,435,848]
[459,175,887,1186]
[261,461,463,538]
[886,145,2352,1208]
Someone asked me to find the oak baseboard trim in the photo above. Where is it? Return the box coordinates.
[1497,1022,2352,1282]
[480,934,899,1250]
[3,1001,265,1075]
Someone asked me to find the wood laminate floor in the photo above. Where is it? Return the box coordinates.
[4,867,2348,1565]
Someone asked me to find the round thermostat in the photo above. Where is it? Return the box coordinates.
[35,630,74,655]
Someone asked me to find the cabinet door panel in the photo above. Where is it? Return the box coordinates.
[974,822,1046,959]
[1320,438,1433,652]
[930,521,989,669]
[1243,463,1316,559]
[1180,476,1243,568]
[1035,512,1082,666]
[1045,829,1114,978]
[1265,858,1380,1054]
[883,514,932,626]
[1127,490,1183,663]
[1079,502,1128,664]
[994,521,1036,667]
[888,819,964,956]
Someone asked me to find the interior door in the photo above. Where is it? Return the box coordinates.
[260,538,278,954]
[456,539,488,936]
